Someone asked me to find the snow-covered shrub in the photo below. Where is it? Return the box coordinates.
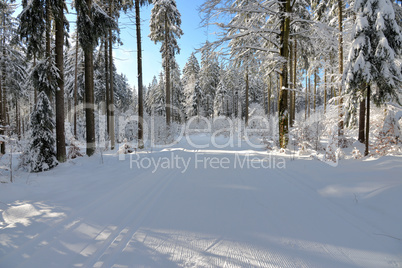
[117,138,135,154]
[369,107,401,156]
[352,147,363,159]
[293,111,325,151]
[324,127,338,163]
[24,92,58,172]
[381,108,400,142]
[68,139,83,159]
[247,103,270,138]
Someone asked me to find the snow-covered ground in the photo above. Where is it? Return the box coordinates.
[1,135,401,267]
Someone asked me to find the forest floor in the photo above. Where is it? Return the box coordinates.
[0,135,401,267]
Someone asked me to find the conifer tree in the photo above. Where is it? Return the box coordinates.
[149,0,183,125]
[135,0,152,148]
[27,91,58,172]
[344,0,402,155]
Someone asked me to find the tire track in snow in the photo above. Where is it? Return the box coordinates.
[84,168,178,268]
[1,162,166,267]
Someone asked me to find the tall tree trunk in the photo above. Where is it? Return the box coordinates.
[338,0,344,141]
[0,66,3,155]
[164,13,171,126]
[104,36,110,135]
[305,71,307,120]
[289,41,293,126]
[313,69,317,113]
[245,68,249,125]
[1,33,5,154]
[55,2,66,162]
[358,97,365,143]
[74,36,78,139]
[364,85,370,156]
[34,54,37,104]
[109,0,115,149]
[135,0,144,148]
[263,77,266,115]
[278,0,291,148]
[292,39,297,126]
[268,74,271,117]
[308,77,310,118]
[84,0,96,156]
[324,64,327,113]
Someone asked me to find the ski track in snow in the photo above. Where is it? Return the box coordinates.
[0,148,401,267]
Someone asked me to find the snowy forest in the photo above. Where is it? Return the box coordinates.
[0,0,401,169]
[1,0,402,267]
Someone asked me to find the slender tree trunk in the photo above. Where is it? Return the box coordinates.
[1,33,5,154]
[84,0,96,156]
[109,0,115,149]
[55,1,66,162]
[305,71,307,120]
[46,0,51,60]
[358,97,365,143]
[278,0,291,148]
[34,54,37,104]
[45,0,51,100]
[289,41,293,126]
[164,13,171,126]
[74,36,78,138]
[314,69,317,113]
[292,39,297,125]
[0,69,3,155]
[135,0,144,148]
[308,77,310,118]
[364,85,370,156]
[268,74,271,117]
[324,65,327,113]
[263,77,266,115]
[338,0,344,141]
[104,36,110,135]
[245,68,249,125]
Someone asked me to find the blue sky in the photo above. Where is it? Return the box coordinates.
[14,0,212,91]
[114,1,211,90]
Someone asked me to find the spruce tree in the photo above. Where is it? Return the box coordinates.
[149,0,183,125]
[28,91,58,172]
[344,0,402,155]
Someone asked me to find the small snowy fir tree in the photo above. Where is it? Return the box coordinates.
[27,91,58,172]
[325,127,339,163]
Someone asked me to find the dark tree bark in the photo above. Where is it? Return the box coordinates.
[135,0,144,148]
[245,68,249,125]
[84,0,96,156]
[291,40,297,126]
[324,64,327,113]
[164,13,171,126]
[338,0,344,140]
[289,41,293,126]
[104,36,110,135]
[55,0,66,162]
[268,74,271,117]
[1,33,6,154]
[365,85,370,156]
[74,37,78,138]
[109,1,115,150]
[278,0,291,148]
[358,98,365,143]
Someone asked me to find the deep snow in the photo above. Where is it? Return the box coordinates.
[0,136,401,267]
